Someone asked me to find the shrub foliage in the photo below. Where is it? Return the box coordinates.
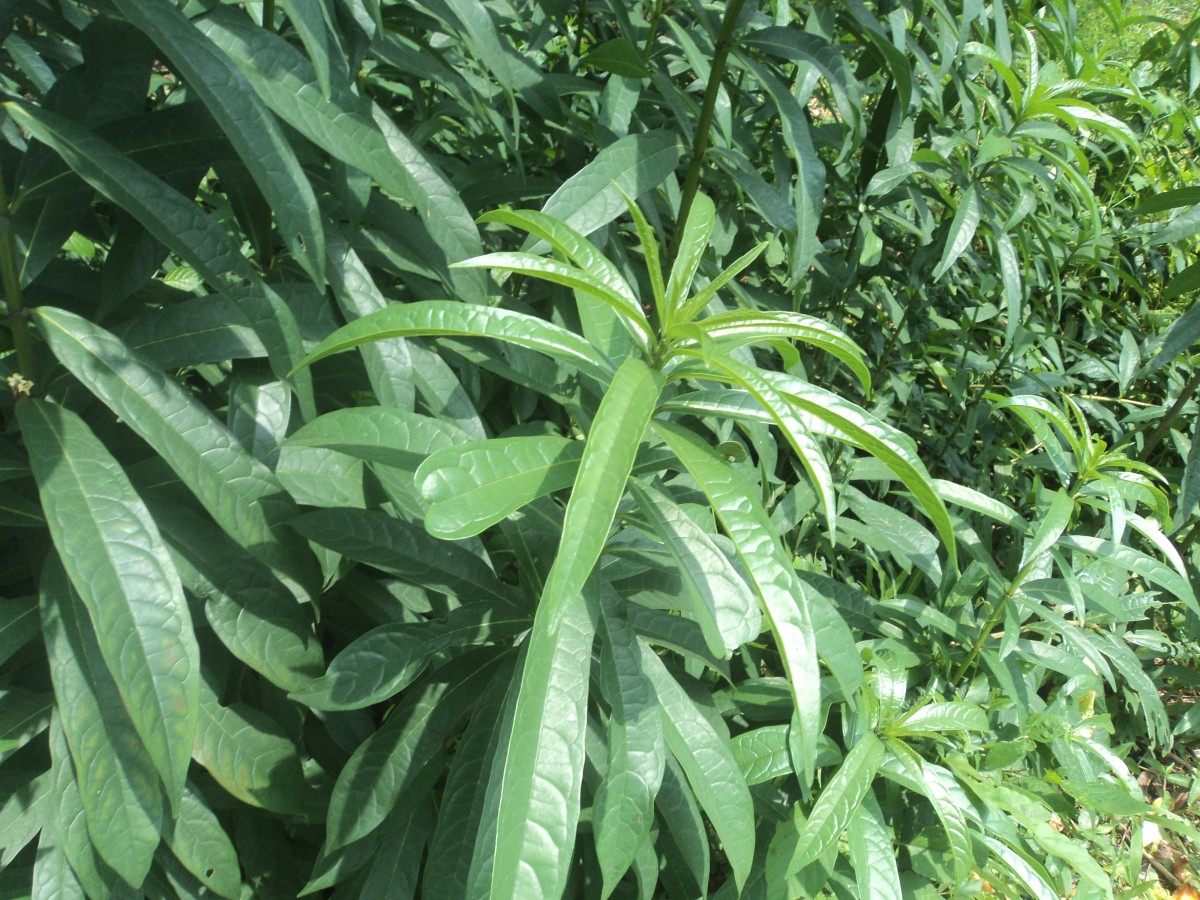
[1,0,1199,897]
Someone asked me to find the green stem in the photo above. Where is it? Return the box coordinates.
[666,0,746,263]
[0,164,36,390]
[641,0,666,63]
[1139,364,1200,461]
[263,0,276,31]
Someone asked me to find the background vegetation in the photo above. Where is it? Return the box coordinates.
[1,0,1198,896]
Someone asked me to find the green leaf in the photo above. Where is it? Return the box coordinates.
[289,605,529,711]
[642,649,756,891]
[0,766,51,868]
[697,355,837,540]
[932,181,982,280]
[293,300,614,386]
[892,702,989,736]
[417,436,585,540]
[192,677,314,818]
[291,508,516,607]
[38,558,163,887]
[423,666,517,898]
[162,785,242,899]
[19,399,198,809]
[326,649,510,849]
[1020,489,1074,571]
[357,798,433,899]
[1144,293,1200,374]
[33,307,320,601]
[477,209,641,314]
[692,310,871,393]
[453,251,653,349]
[630,481,761,654]
[788,731,884,873]
[540,357,664,629]
[761,372,958,570]
[111,0,325,286]
[846,791,902,900]
[593,585,665,896]
[537,130,684,242]
[665,193,715,326]
[0,595,38,668]
[487,583,596,898]
[148,497,324,692]
[731,724,794,786]
[0,690,51,765]
[45,713,138,900]
[583,38,650,78]
[285,407,470,471]
[654,419,822,784]
[1132,186,1200,215]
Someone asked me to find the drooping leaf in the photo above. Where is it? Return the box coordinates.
[655,419,822,785]
[593,585,665,896]
[19,399,198,809]
[38,558,163,888]
[630,481,761,654]
[641,648,756,891]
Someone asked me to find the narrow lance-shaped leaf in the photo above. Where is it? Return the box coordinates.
[654,419,822,785]
[932,180,982,280]
[111,0,325,286]
[664,193,715,328]
[700,354,838,541]
[476,209,640,314]
[537,129,685,241]
[488,581,597,898]
[326,649,509,849]
[452,252,653,351]
[38,558,163,888]
[788,732,884,873]
[593,584,666,896]
[761,371,958,571]
[162,784,242,899]
[541,357,664,629]
[293,300,614,386]
[630,481,761,654]
[19,399,197,810]
[693,310,871,394]
[289,604,530,711]
[641,648,756,891]
[32,307,321,601]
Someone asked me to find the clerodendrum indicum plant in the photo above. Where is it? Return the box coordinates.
[0,0,1198,898]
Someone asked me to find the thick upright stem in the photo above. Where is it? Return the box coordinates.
[0,165,36,390]
[667,0,746,263]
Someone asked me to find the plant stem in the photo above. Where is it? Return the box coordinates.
[1140,364,1200,460]
[0,164,36,390]
[667,0,746,263]
[263,0,276,31]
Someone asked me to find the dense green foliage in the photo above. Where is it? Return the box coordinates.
[1,0,1199,896]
